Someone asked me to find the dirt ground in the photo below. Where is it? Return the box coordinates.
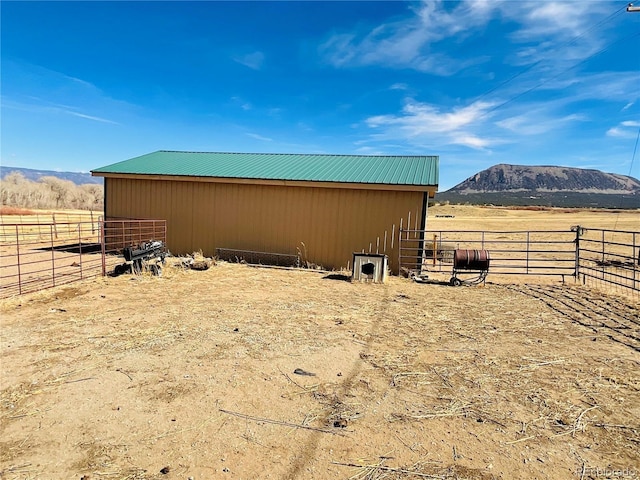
[1,257,639,480]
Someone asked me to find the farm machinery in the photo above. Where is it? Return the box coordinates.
[113,240,167,276]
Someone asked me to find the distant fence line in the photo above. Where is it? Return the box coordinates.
[399,226,639,295]
[0,211,100,241]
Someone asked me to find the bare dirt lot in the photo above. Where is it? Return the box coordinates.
[1,258,639,480]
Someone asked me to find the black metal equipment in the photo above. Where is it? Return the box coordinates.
[114,240,167,276]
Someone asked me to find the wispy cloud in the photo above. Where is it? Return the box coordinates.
[230,96,252,111]
[508,1,609,46]
[365,99,498,149]
[607,121,640,138]
[2,96,120,125]
[317,0,494,75]
[319,0,611,74]
[65,111,119,124]
[354,146,386,155]
[332,1,633,156]
[496,112,585,136]
[246,132,272,142]
[233,51,265,70]
[1,61,133,125]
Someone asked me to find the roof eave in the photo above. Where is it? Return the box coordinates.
[92,171,437,193]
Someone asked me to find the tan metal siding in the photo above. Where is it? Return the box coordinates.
[105,179,426,273]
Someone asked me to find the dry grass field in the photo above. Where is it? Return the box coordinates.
[1,206,639,480]
[426,204,639,232]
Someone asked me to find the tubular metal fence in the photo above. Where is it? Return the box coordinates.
[576,227,638,294]
[0,217,166,298]
[399,226,639,295]
[1,218,637,297]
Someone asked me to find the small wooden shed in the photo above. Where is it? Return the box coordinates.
[92,151,439,273]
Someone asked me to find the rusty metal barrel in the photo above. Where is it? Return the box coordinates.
[453,249,490,271]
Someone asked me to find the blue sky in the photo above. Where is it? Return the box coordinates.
[1,1,639,190]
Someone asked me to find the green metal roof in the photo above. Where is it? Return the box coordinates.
[92,151,439,186]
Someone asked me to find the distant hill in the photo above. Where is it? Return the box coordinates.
[0,165,102,185]
[437,164,640,209]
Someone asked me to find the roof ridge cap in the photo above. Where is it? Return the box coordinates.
[156,150,437,158]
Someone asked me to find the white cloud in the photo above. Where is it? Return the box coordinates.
[607,121,640,138]
[230,96,252,111]
[318,1,493,75]
[233,51,265,70]
[354,146,386,155]
[390,83,408,90]
[496,112,584,135]
[246,133,272,142]
[367,100,494,134]
[606,127,627,138]
[365,99,498,149]
[622,102,634,111]
[1,61,134,126]
[318,0,610,73]
[512,2,594,39]
[2,96,120,125]
[66,111,119,124]
[454,134,492,149]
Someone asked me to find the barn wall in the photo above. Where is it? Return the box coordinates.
[105,178,426,273]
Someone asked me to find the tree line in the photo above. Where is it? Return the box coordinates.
[0,172,103,211]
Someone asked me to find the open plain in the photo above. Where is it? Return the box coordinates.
[1,206,639,479]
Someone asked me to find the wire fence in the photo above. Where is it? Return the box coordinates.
[399,226,639,295]
[0,217,166,298]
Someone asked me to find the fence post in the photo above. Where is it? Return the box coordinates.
[101,220,106,277]
[601,229,605,280]
[573,225,581,281]
[526,231,530,274]
[53,213,58,239]
[78,223,83,280]
[16,225,22,295]
[50,224,56,287]
[433,234,438,267]
[634,232,638,291]
[398,219,403,272]
[398,228,402,273]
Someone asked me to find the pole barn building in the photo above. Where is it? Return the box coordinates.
[92,151,439,273]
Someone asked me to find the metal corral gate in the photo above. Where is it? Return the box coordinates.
[0,217,166,298]
[399,226,639,294]
[575,227,639,294]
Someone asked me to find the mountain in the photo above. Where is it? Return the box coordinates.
[437,164,640,209]
[0,165,102,185]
